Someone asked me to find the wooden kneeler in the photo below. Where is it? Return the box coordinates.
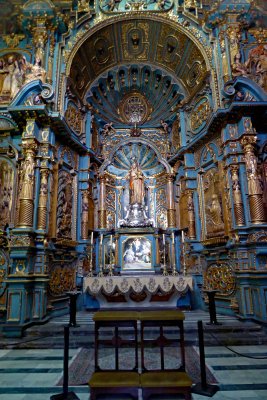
[89,311,140,400]
[140,371,192,400]
[139,310,193,400]
[89,371,140,400]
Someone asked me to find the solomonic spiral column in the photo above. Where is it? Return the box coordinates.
[230,165,245,226]
[241,135,265,224]
[37,169,49,230]
[18,141,37,228]
[166,174,176,228]
[98,174,107,229]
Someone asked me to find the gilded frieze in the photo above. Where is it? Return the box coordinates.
[100,0,173,13]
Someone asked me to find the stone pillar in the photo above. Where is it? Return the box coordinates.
[18,141,37,228]
[81,190,89,240]
[241,135,265,224]
[187,190,196,239]
[37,169,49,230]
[98,175,106,229]
[166,174,176,228]
[230,165,245,226]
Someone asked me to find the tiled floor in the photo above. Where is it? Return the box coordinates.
[0,311,267,399]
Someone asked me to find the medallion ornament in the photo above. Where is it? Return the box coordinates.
[204,262,236,297]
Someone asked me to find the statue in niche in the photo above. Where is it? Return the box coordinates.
[0,55,23,99]
[127,157,145,205]
[118,157,153,227]
[21,155,35,199]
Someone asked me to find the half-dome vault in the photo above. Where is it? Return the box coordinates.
[69,17,210,127]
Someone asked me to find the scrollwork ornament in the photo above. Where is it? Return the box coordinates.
[41,84,54,103]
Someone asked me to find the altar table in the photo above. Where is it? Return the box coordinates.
[84,275,193,308]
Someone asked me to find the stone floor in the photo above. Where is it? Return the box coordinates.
[0,310,267,399]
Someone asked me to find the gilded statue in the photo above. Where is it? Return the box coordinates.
[21,155,35,199]
[209,194,224,225]
[126,158,145,205]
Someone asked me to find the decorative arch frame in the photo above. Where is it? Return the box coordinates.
[62,13,218,108]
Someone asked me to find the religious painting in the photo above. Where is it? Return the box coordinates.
[0,159,14,229]
[123,237,152,270]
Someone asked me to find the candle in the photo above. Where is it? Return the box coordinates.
[110,234,112,245]
[172,232,175,244]
[163,233,165,245]
[91,232,93,245]
[100,234,103,245]
[181,230,184,243]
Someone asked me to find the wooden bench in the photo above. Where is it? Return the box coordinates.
[89,311,139,400]
[139,310,193,400]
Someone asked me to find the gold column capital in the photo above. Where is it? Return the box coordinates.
[240,135,257,150]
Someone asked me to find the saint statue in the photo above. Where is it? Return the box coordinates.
[127,158,145,205]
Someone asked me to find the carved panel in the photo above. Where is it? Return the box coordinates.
[0,159,15,229]
[156,187,167,229]
[56,170,73,240]
[49,266,76,296]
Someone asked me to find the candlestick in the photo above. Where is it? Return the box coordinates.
[91,231,93,245]
[181,230,184,243]
[163,233,165,245]
[98,236,104,277]
[172,232,175,244]
[110,234,112,245]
